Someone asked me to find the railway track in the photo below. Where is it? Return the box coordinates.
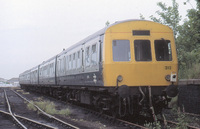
[0,88,79,129]
[163,109,200,129]
[183,112,200,118]
[12,89,79,129]
[7,87,200,129]
[85,109,149,129]
[166,120,200,129]
[86,106,200,129]
[14,88,147,129]
[158,118,200,129]
[62,98,200,129]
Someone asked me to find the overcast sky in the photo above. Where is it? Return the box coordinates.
[0,0,196,79]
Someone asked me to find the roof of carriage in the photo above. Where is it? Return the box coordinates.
[58,19,149,56]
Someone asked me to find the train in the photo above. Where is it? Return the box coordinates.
[19,19,178,119]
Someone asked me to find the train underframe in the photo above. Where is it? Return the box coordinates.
[21,84,178,119]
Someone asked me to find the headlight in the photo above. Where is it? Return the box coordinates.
[165,75,170,81]
[117,75,123,82]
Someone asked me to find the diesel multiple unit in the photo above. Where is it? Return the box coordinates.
[19,20,178,118]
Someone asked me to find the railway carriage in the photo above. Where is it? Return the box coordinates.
[30,66,39,85]
[39,56,56,85]
[19,69,31,85]
[19,19,178,118]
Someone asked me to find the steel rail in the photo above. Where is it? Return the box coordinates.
[116,117,149,129]
[183,112,200,118]
[166,120,200,129]
[79,105,148,129]
[159,118,200,129]
[0,109,56,129]
[12,89,79,129]
[4,89,27,129]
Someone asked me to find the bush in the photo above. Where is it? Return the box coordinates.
[179,63,200,79]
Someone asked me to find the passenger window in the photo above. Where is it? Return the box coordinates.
[40,68,42,76]
[35,70,37,78]
[77,51,81,68]
[85,47,90,67]
[91,44,97,65]
[60,59,62,72]
[155,40,172,61]
[52,63,54,74]
[61,57,65,72]
[69,55,72,70]
[72,53,76,69]
[45,66,48,77]
[112,40,130,62]
[53,63,55,74]
[63,57,66,72]
[42,67,44,77]
[47,64,50,75]
[65,56,69,71]
[134,40,152,61]
[50,64,52,75]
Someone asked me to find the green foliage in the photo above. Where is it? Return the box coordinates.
[139,13,145,20]
[177,0,200,79]
[105,21,110,26]
[27,100,71,116]
[179,63,200,79]
[58,108,71,116]
[35,101,57,114]
[144,121,162,129]
[176,113,188,129]
[169,96,178,109]
[27,101,37,111]
[150,0,181,37]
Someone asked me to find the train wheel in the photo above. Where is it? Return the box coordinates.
[111,106,119,118]
[99,107,104,114]
[96,98,104,114]
[97,103,104,114]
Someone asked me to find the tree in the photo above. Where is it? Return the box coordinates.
[150,0,181,37]
[176,0,200,78]
[139,14,145,20]
[105,21,110,27]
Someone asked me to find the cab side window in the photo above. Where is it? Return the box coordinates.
[154,40,172,61]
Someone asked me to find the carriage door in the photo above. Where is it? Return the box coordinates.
[83,37,100,73]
